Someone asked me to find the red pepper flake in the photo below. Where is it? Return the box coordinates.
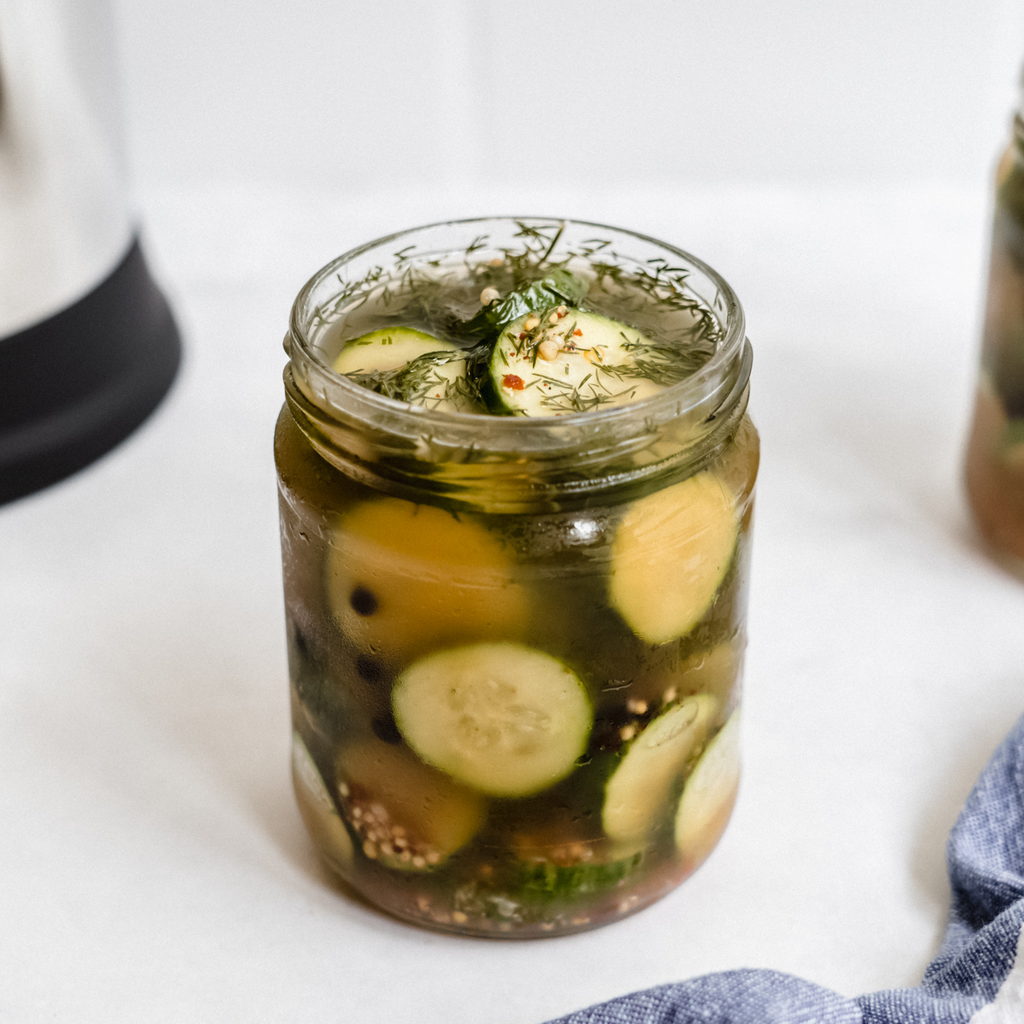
[573,329,583,337]
[502,374,525,390]
[518,332,527,340]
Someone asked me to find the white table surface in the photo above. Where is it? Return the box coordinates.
[3,184,1024,1022]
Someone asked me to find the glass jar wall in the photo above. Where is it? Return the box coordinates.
[276,219,758,937]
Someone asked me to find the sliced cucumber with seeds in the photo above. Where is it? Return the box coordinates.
[333,326,454,373]
[325,495,529,663]
[609,472,738,644]
[670,642,743,717]
[335,741,485,871]
[392,642,592,797]
[515,849,646,903]
[674,712,741,871]
[333,327,477,412]
[509,815,646,902]
[291,732,354,869]
[489,310,666,416]
[602,695,716,844]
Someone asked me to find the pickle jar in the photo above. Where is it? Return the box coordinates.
[965,86,1024,572]
[276,218,758,937]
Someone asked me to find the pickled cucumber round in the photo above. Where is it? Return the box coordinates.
[674,643,742,715]
[514,849,645,902]
[336,741,485,871]
[333,327,475,412]
[392,643,592,797]
[291,732,354,869]
[609,472,738,644]
[489,310,664,416]
[674,712,741,871]
[602,695,716,844]
[325,496,529,662]
[333,326,456,373]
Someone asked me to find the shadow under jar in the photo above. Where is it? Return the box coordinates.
[276,218,758,937]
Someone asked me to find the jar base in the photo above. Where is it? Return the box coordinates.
[317,851,694,939]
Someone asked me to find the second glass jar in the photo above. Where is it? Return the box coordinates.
[277,218,758,937]
[966,95,1024,573]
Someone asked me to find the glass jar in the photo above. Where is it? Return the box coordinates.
[276,218,758,937]
[965,93,1024,572]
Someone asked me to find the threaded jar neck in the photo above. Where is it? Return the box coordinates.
[283,217,751,514]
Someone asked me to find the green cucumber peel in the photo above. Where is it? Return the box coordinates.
[459,269,590,343]
[514,851,644,903]
[343,348,475,407]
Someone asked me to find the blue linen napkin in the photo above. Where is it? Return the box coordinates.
[547,714,1024,1024]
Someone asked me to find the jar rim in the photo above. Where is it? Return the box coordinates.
[287,215,746,439]
[283,216,752,511]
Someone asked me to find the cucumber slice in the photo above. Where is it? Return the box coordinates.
[335,741,484,871]
[333,326,451,372]
[325,496,529,662]
[674,712,741,871]
[291,732,354,869]
[460,269,590,343]
[609,472,738,644]
[670,642,742,715]
[489,309,666,416]
[509,814,646,902]
[333,327,476,412]
[515,850,645,903]
[602,695,716,844]
[392,642,592,797]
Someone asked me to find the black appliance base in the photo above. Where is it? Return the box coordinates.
[0,239,181,505]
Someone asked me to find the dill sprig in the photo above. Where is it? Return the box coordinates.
[343,348,486,411]
[529,364,638,415]
[612,336,708,386]
[459,270,589,343]
[314,220,724,414]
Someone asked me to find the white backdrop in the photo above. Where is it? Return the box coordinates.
[113,0,1024,193]
[5,5,1024,1022]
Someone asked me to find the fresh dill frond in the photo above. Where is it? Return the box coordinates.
[316,220,724,414]
[342,348,485,411]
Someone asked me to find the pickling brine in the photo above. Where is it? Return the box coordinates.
[277,218,758,937]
